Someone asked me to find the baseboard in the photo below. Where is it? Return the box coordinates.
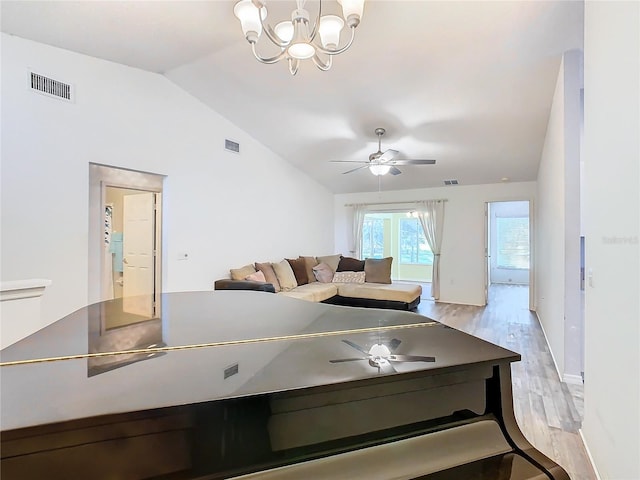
[534,312,563,383]
[579,429,602,480]
[435,299,485,307]
[563,373,583,385]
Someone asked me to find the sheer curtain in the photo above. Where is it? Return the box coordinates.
[351,204,366,259]
[416,200,445,300]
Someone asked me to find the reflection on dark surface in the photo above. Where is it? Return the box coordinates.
[87,297,164,377]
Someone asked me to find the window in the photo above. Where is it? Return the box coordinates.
[399,218,433,265]
[361,216,385,259]
[496,217,530,269]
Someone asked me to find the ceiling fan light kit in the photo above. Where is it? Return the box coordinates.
[234,0,366,75]
[330,127,437,176]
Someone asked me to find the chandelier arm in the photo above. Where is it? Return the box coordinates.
[312,53,332,71]
[315,26,356,56]
[251,42,288,64]
[308,0,322,43]
[257,7,290,48]
[288,58,300,75]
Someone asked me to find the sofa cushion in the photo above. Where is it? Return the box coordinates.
[230,264,257,281]
[312,263,334,283]
[364,257,393,284]
[245,270,266,282]
[299,256,319,283]
[316,254,342,273]
[337,256,365,272]
[255,262,281,293]
[336,282,422,303]
[272,260,298,291]
[286,257,309,286]
[278,283,338,302]
[332,271,366,283]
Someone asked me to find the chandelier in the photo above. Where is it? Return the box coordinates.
[233,0,366,75]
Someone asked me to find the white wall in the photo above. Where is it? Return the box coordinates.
[0,34,334,329]
[535,51,582,379]
[582,2,640,478]
[335,182,536,306]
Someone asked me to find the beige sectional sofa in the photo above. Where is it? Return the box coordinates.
[214,254,422,311]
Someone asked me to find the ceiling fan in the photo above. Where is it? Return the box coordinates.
[329,338,435,374]
[331,128,436,176]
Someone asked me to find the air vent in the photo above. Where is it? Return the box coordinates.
[29,71,73,102]
[225,139,240,153]
[444,179,459,186]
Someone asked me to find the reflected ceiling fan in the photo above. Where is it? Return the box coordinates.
[329,338,435,374]
[331,128,436,176]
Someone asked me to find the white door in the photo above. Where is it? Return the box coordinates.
[122,192,155,317]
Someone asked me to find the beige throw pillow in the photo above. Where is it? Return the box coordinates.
[364,257,393,284]
[272,259,298,291]
[230,264,257,281]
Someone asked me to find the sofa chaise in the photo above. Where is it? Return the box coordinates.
[214,254,422,311]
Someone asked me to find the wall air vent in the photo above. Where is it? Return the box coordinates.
[29,71,73,102]
[444,179,459,185]
[225,139,240,153]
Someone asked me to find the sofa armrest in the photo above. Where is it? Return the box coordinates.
[214,279,276,293]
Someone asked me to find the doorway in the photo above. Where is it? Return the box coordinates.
[485,201,532,308]
[89,164,164,322]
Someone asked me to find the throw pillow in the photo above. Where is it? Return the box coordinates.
[255,262,281,292]
[272,259,298,291]
[299,256,319,283]
[286,257,309,286]
[332,271,366,283]
[230,264,256,281]
[312,262,334,283]
[364,257,393,284]
[336,256,365,272]
[316,254,342,273]
[245,270,266,282]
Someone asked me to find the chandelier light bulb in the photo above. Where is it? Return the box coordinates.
[233,0,266,43]
[337,0,365,27]
[319,15,344,48]
[274,21,294,42]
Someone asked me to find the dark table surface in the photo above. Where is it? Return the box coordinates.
[1,291,518,431]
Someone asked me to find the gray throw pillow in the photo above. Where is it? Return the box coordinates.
[364,257,393,284]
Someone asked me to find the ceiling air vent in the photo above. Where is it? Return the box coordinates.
[444,179,459,186]
[225,139,240,153]
[29,71,73,102]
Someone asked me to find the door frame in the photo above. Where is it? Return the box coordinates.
[89,163,164,309]
[483,199,535,311]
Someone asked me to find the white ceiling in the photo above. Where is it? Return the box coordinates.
[1,0,584,194]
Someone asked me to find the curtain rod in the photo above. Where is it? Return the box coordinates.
[343,199,447,207]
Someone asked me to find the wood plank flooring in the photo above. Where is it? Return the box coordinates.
[416,284,596,480]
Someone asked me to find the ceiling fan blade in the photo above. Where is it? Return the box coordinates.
[389,166,402,176]
[329,357,368,363]
[387,354,436,362]
[342,339,370,355]
[329,160,369,163]
[342,164,370,175]
[388,159,437,166]
[378,149,399,162]
[378,361,397,374]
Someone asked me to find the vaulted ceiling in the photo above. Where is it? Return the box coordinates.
[1,1,584,193]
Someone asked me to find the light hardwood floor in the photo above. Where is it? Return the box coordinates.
[416,284,596,480]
